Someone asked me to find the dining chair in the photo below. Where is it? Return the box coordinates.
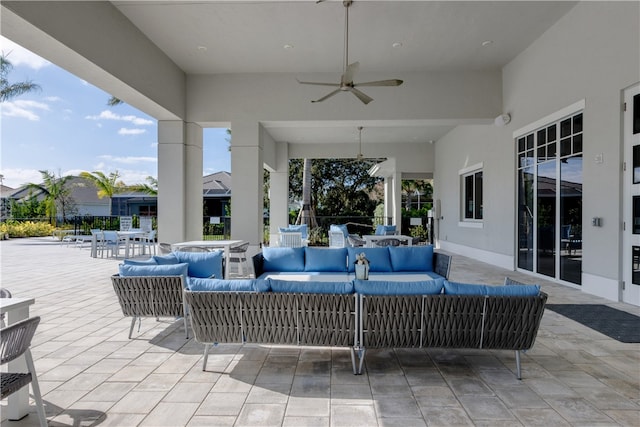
[100,231,122,258]
[1,316,48,427]
[0,287,11,328]
[279,232,303,248]
[347,235,366,247]
[228,242,251,277]
[328,230,346,248]
[138,230,157,255]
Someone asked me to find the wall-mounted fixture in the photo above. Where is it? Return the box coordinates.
[592,217,602,227]
[494,113,511,126]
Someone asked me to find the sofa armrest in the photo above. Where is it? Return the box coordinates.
[434,252,451,279]
[252,253,265,277]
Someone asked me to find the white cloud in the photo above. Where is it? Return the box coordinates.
[1,99,50,121]
[0,37,50,70]
[44,96,62,102]
[118,128,146,135]
[0,168,46,188]
[85,110,154,126]
[98,155,157,165]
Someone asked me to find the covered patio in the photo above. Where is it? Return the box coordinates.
[1,237,638,426]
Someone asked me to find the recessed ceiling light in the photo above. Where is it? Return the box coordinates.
[197,46,207,51]
[481,40,493,47]
[392,42,403,48]
[283,44,294,49]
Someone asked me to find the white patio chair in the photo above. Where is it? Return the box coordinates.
[279,232,303,248]
[1,316,47,427]
[137,230,157,256]
[328,230,346,248]
[100,231,122,258]
[228,242,251,277]
[0,287,11,328]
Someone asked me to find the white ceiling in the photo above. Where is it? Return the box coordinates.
[112,0,577,145]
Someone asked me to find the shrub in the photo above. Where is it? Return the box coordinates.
[0,220,56,238]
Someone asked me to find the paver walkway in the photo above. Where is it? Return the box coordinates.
[1,237,638,426]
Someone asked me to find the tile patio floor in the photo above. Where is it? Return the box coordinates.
[1,237,639,426]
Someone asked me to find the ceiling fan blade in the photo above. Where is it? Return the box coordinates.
[349,87,373,105]
[297,79,340,87]
[354,79,404,87]
[342,61,360,85]
[311,89,341,103]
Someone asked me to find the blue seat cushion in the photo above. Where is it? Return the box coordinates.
[269,279,354,294]
[305,247,348,272]
[187,278,270,292]
[118,263,189,281]
[485,284,540,296]
[354,278,444,295]
[262,247,305,272]
[153,253,179,265]
[172,250,224,278]
[347,247,392,273]
[443,281,488,295]
[123,258,158,266]
[388,245,434,272]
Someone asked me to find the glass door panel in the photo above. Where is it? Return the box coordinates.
[536,161,556,277]
[560,155,582,284]
[518,167,534,270]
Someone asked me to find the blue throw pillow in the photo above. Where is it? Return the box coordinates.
[347,247,393,272]
[173,250,223,279]
[262,247,305,272]
[443,281,488,295]
[153,253,179,265]
[269,279,354,295]
[485,284,540,296]
[330,224,349,238]
[187,278,270,292]
[354,279,444,295]
[123,258,158,266]
[305,247,348,272]
[388,245,434,272]
[118,263,189,282]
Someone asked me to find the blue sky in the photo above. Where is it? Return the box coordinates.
[0,36,230,189]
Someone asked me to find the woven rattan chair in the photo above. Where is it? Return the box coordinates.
[1,316,47,427]
[0,287,11,328]
[347,235,365,247]
[228,242,251,277]
[375,238,401,247]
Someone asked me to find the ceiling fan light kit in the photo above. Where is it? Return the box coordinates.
[297,0,403,104]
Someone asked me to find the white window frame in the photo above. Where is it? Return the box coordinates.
[459,162,483,228]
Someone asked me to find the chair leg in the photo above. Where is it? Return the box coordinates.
[128,317,137,339]
[202,344,210,371]
[182,303,189,339]
[515,350,522,380]
[25,350,47,427]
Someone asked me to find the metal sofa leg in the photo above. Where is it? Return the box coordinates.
[128,317,138,339]
[182,304,189,339]
[515,350,522,380]
[202,344,210,371]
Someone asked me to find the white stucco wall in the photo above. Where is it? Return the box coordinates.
[435,1,640,295]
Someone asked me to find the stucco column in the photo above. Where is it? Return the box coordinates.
[269,141,289,246]
[230,121,264,245]
[392,172,402,228]
[384,177,393,224]
[157,121,203,243]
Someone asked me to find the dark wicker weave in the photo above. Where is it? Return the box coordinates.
[111,274,188,339]
[184,290,357,371]
[357,292,547,378]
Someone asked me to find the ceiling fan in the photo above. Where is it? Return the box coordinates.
[298,0,403,105]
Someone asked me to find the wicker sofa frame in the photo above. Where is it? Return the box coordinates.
[111,275,189,339]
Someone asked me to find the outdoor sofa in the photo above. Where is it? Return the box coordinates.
[111,246,547,378]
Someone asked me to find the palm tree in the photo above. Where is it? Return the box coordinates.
[296,158,317,228]
[128,176,157,196]
[0,54,41,102]
[26,170,73,226]
[107,96,123,106]
[79,171,127,215]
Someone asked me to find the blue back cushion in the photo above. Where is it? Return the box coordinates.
[269,279,354,295]
[262,247,305,272]
[187,278,270,292]
[375,225,397,235]
[305,247,348,272]
[153,253,179,265]
[123,258,158,266]
[173,250,224,278]
[354,278,444,295]
[443,281,488,295]
[118,263,189,282]
[388,245,434,272]
[347,247,392,272]
[485,284,540,296]
[330,224,349,238]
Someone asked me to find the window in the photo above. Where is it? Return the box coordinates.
[460,165,483,221]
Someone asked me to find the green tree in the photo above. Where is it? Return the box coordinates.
[401,179,433,210]
[0,54,41,102]
[107,96,123,106]
[79,171,127,214]
[10,192,46,219]
[128,176,157,196]
[26,170,74,225]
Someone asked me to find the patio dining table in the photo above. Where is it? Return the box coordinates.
[172,240,248,279]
